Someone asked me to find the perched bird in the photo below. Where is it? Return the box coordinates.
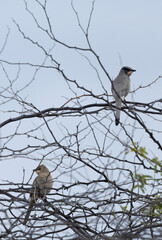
[24,164,53,224]
[112,66,136,126]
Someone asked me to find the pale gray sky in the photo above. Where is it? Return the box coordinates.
[0,2,162,237]
[0,0,161,182]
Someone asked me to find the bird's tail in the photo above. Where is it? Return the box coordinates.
[115,99,121,126]
[23,200,35,225]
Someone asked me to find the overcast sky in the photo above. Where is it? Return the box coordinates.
[0,0,162,197]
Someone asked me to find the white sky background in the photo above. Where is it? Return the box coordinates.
[0,0,162,204]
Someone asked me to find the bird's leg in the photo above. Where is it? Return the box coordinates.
[43,196,47,202]
[122,96,128,105]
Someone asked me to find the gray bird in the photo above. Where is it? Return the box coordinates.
[24,164,53,224]
[112,66,136,126]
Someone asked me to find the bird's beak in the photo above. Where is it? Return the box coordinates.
[33,167,41,174]
[127,69,136,76]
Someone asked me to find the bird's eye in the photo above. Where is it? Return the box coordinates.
[125,68,131,74]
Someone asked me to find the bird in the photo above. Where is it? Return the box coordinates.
[24,164,53,224]
[112,66,136,126]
